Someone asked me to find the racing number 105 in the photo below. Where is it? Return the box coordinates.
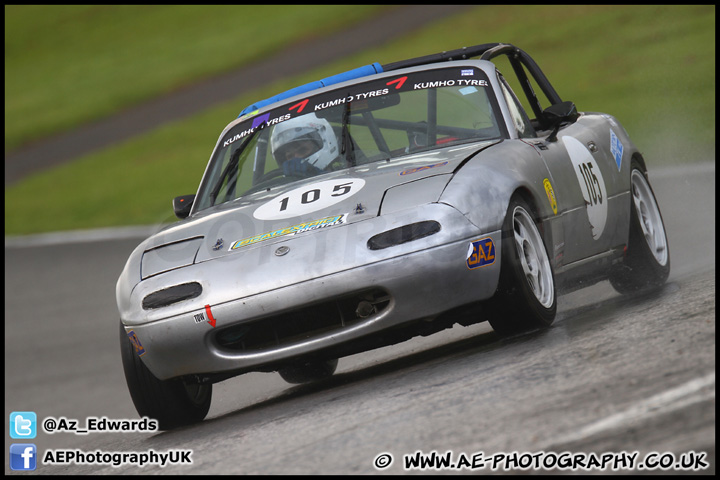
[278,182,354,212]
[578,162,602,205]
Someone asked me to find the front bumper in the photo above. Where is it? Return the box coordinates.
[119,203,502,380]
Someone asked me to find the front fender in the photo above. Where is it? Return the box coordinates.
[439,141,556,232]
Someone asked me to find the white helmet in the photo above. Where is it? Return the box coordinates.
[270,113,339,170]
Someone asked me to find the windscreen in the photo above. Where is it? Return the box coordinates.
[194,66,502,213]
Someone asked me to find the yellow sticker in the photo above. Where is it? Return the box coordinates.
[230,214,347,250]
[543,178,557,215]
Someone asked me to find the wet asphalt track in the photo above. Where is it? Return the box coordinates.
[4,163,715,475]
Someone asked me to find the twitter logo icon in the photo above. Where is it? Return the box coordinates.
[10,412,37,439]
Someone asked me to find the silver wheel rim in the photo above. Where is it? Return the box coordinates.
[631,170,668,266]
[512,206,554,308]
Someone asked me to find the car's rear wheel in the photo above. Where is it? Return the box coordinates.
[119,322,211,430]
[609,164,670,293]
[487,195,556,335]
[278,358,338,384]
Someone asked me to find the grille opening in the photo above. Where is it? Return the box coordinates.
[215,288,390,352]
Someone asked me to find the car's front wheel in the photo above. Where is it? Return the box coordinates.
[119,322,211,430]
[609,164,670,293]
[487,195,556,335]
[278,358,338,384]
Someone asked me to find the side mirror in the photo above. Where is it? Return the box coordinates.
[543,101,579,142]
[173,194,195,219]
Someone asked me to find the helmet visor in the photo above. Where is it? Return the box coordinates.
[274,130,323,163]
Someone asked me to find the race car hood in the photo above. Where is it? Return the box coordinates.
[137,141,497,279]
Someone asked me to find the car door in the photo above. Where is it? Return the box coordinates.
[497,75,596,266]
[501,74,632,268]
[539,115,630,265]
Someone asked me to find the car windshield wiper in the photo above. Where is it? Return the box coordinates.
[209,129,258,206]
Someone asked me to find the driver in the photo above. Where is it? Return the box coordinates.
[270,113,340,177]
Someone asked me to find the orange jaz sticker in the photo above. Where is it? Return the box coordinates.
[466,238,495,269]
[543,178,557,215]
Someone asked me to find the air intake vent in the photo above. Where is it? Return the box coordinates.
[215,288,390,352]
[142,282,202,310]
[367,220,441,250]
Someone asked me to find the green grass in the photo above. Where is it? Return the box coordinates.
[4,5,388,152]
[4,5,715,236]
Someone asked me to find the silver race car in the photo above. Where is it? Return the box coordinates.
[117,43,670,429]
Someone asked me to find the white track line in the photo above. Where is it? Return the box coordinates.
[4,225,162,248]
[548,372,715,447]
[5,162,713,248]
[651,161,715,179]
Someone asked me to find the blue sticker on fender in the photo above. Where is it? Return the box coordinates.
[127,330,146,357]
[610,130,624,171]
[467,238,496,269]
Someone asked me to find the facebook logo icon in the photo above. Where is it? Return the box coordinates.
[10,411,37,439]
[10,444,37,471]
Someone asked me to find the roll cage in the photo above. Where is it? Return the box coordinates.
[381,42,566,131]
[239,43,572,132]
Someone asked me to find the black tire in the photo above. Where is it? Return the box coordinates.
[609,164,670,293]
[278,358,338,384]
[119,322,211,430]
[487,195,556,336]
